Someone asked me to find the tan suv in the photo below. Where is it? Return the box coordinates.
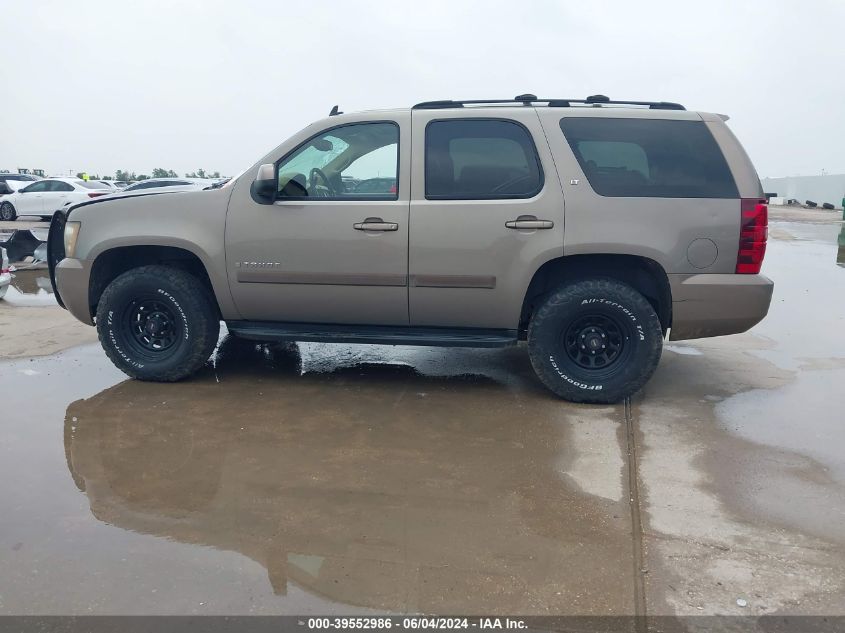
[48,94,773,403]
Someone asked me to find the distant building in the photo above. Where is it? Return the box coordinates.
[761,174,845,208]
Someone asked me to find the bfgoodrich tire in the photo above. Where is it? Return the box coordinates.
[96,265,220,381]
[528,278,663,404]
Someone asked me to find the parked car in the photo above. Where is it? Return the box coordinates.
[93,180,123,191]
[0,247,9,299]
[0,174,41,196]
[353,177,397,194]
[48,94,773,403]
[0,178,111,221]
[0,173,41,185]
[120,178,212,194]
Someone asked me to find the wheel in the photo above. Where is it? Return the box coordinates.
[0,202,16,221]
[527,278,663,404]
[96,265,220,381]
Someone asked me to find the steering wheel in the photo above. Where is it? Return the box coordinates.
[309,167,335,197]
[492,174,535,194]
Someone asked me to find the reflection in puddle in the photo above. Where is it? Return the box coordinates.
[61,336,631,613]
[2,270,55,306]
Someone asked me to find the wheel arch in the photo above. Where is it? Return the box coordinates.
[88,245,222,320]
[519,254,672,337]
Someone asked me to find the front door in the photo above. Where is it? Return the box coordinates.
[408,109,565,330]
[15,180,47,215]
[225,116,410,325]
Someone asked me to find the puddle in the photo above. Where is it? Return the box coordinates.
[2,269,56,307]
[711,222,845,542]
[0,339,633,615]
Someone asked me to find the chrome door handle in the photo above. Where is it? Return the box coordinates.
[505,215,554,230]
[353,217,398,231]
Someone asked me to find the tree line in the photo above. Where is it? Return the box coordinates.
[75,168,223,181]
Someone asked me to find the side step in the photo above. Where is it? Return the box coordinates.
[225,321,518,348]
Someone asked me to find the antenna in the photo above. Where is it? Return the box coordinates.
[329,105,342,116]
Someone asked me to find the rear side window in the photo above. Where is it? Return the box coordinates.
[425,119,543,199]
[559,118,738,198]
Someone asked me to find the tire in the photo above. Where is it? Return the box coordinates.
[96,265,220,381]
[0,202,16,221]
[527,278,663,404]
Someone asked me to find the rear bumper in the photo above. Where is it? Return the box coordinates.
[668,273,773,341]
[55,257,94,325]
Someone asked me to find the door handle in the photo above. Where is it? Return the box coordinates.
[505,215,554,230]
[353,217,398,231]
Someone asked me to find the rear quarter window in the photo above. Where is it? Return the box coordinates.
[559,118,738,198]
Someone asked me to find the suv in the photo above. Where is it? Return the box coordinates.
[48,94,773,403]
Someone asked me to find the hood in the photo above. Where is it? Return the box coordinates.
[66,187,209,215]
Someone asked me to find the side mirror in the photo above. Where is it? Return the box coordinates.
[250,163,276,204]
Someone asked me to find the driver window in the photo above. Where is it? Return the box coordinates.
[276,122,399,200]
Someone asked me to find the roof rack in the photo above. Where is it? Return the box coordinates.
[412,94,686,111]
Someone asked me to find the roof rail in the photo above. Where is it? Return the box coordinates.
[412,94,686,111]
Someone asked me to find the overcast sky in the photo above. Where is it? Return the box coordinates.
[1,0,843,179]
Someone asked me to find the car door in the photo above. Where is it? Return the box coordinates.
[14,180,49,215]
[408,108,565,330]
[41,180,74,214]
[225,114,410,325]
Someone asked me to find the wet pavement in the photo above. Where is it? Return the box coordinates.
[1,213,844,618]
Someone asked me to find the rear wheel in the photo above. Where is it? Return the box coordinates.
[0,202,16,221]
[527,278,663,403]
[96,265,220,381]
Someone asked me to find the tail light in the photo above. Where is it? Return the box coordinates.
[736,198,768,274]
[87,192,108,198]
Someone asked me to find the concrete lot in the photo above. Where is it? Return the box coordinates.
[0,208,843,619]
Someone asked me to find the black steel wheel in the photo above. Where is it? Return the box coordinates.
[563,313,629,371]
[121,297,182,360]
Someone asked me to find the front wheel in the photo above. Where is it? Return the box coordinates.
[96,265,220,381]
[528,278,663,404]
[0,202,17,221]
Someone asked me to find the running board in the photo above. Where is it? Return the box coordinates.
[226,321,518,348]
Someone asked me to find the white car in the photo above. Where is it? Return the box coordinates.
[119,178,212,194]
[0,178,111,221]
[0,247,10,299]
[0,174,41,194]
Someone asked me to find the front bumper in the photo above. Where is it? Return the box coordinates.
[668,273,774,341]
[55,257,94,325]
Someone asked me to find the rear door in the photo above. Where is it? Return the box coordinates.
[408,108,565,329]
[41,180,74,214]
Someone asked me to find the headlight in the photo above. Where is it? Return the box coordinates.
[64,221,81,258]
